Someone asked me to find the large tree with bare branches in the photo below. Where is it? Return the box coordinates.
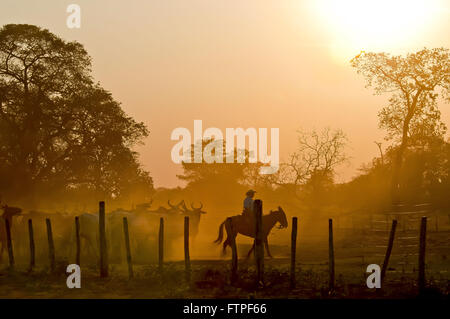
[351,48,450,203]
[274,127,348,187]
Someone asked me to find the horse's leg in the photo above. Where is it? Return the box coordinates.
[264,237,273,258]
[222,219,238,256]
[222,238,229,255]
[246,242,255,259]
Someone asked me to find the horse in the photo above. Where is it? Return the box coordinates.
[214,206,288,258]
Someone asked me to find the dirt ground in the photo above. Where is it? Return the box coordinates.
[1,236,448,299]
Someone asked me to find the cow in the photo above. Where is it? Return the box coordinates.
[0,203,22,262]
[69,213,99,260]
[40,199,206,264]
[68,207,160,264]
[107,208,159,263]
[13,210,74,261]
[179,202,206,238]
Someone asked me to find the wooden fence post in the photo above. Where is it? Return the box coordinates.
[28,219,35,271]
[159,217,164,271]
[418,216,427,292]
[381,219,397,282]
[99,201,108,277]
[75,216,81,266]
[46,218,55,272]
[123,217,133,279]
[5,219,14,270]
[184,216,191,282]
[328,218,335,292]
[225,217,238,283]
[254,199,264,286]
[290,217,298,289]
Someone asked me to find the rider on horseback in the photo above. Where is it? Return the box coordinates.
[242,189,256,225]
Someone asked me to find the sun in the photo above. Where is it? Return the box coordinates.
[311,0,444,59]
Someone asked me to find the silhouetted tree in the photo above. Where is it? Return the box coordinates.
[275,127,348,187]
[0,24,152,206]
[176,138,266,208]
[351,48,449,203]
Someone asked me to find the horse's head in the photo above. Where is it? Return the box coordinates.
[271,206,288,229]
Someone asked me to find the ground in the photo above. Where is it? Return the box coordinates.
[0,236,448,299]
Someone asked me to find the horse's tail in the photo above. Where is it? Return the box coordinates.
[213,220,226,244]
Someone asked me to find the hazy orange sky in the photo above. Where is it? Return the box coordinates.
[1,0,449,188]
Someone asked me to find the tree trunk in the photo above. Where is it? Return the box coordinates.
[391,94,419,205]
[391,143,406,206]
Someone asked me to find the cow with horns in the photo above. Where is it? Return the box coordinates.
[179,201,207,238]
[62,199,206,263]
[152,200,207,242]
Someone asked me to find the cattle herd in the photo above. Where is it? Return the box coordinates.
[0,199,207,265]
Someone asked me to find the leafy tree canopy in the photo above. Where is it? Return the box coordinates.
[0,24,152,208]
